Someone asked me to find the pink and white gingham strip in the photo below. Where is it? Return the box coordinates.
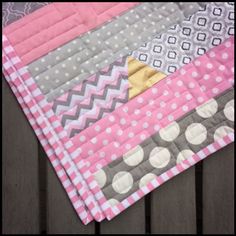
[2,35,105,222]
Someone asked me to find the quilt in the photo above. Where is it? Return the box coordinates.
[2,2,234,225]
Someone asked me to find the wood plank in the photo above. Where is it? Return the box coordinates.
[151,167,196,234]
[203,143,234,234]
[38,146,47,234]
[2,79,40,234]
[45,148,95,234]
[100,199,146,234]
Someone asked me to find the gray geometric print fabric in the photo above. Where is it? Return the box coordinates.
[2,2,49,27]
[132,2,235,74]
[93,88,234,204]
[27,2,205,102]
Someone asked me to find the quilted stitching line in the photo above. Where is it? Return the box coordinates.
[8,5,77,47]
[7,2,136,44]
[5,5,54,34]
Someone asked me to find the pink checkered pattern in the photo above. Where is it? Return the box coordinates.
[2,34,105,222]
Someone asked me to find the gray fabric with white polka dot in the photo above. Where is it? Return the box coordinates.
[27,2,205,102]
[93,88,234,205]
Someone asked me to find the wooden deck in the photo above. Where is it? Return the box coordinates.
[2,78,234,234]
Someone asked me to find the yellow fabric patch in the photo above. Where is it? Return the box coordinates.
[128,57,167,99]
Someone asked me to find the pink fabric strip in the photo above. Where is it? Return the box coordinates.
[3,2,139,66]
[71,37,234,173]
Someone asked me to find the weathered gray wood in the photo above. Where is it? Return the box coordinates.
[100,199,146,234]
[46,150,95,234]
[38,146,47,233]
[203,143,234,234]
[2,79,40,234]
[151,167,196,234]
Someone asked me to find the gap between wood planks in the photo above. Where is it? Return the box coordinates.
[195,162,203,234]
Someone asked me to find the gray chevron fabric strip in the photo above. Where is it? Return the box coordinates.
[52,56,128,114]
[52,56,129,138]
[62,74,128,127]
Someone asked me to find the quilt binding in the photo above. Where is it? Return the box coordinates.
[2,33,235,221]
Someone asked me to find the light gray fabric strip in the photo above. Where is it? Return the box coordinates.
[27,2,205,102]
[94,88,234,202]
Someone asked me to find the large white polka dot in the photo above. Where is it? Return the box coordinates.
[176,149,195,164]
[93,169,107,188]
[196,98,218,118]
[185,123,207,145]
[112,171,133,194]
[149,147,171,168]
[159,122,180,142]
[139,173,157,188]
[224,100,234,121]
[214,126,234,141]
[123,145,144,166]
[107,198,120,207]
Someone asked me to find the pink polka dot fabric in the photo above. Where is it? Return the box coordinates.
[71,37,234,172]
[2,2,234,224]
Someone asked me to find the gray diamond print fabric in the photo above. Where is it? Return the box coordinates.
[93,88,234,204]
[132,2,234,74]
